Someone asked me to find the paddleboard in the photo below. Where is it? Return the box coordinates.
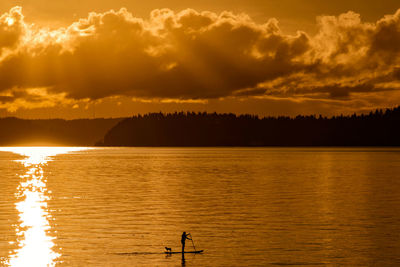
[164,250,204,254]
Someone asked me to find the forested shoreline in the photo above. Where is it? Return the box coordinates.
[97,106,400,146]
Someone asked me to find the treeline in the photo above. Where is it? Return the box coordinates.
[97,107,400,146]
[0,117,122,146]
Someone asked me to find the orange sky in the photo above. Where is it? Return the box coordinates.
[0,1,400,118]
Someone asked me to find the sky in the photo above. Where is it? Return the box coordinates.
[0,1,400,119]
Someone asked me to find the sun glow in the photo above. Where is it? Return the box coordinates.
[0,147,89,267]
[6,17,15,26]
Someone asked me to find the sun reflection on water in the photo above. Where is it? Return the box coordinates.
[0,147,89,267]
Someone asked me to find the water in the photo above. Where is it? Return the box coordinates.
[0,147,400,266]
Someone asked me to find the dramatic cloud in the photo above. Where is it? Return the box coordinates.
[0,6,400,111]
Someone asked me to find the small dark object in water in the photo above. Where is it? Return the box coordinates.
[165,247,172,252]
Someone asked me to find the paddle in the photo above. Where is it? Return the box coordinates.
[188,233,196,251]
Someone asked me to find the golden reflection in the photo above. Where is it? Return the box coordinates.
[0,147,88,267]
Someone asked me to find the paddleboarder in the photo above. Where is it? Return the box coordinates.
[181,232,192,253]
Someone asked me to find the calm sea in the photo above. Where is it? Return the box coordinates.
[0,147,400,266]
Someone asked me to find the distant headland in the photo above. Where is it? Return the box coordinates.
[0,118,122,146]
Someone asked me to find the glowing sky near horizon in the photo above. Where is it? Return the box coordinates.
[0,1,400,118]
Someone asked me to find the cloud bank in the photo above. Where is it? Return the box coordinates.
[0,6,400,111]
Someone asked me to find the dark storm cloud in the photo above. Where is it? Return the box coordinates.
[0,6,400,110]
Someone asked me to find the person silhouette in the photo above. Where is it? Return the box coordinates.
[181,232,192,253]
